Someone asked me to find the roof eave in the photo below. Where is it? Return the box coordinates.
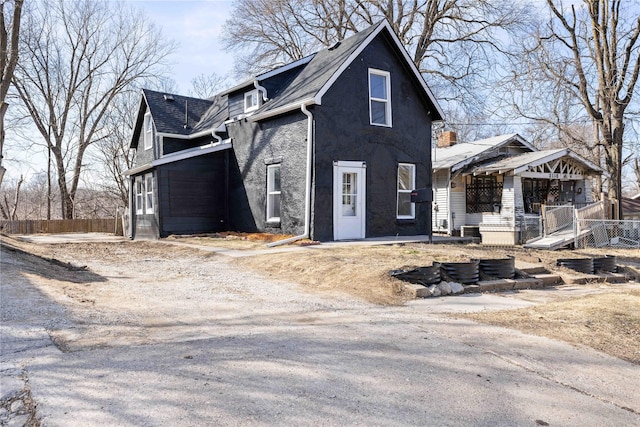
[129,94,148,149]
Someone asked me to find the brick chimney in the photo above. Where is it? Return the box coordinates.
[437,131,457,148]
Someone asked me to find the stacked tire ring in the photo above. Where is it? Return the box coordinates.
[557,255,617,274]
[392,256,516,290]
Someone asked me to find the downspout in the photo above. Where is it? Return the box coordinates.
[211,123,225,144]
[254,80,269,102]
[267,103,313,247]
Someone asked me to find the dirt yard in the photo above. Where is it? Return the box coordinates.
[2,233,639,364]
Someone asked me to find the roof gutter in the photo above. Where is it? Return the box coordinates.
[267,103,313,247]
[249,97,315,122]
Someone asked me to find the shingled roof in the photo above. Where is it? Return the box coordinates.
[131,19,443,148]
[143,89,215,135]
[250,20,444,121]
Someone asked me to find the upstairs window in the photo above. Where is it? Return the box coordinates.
[369,69,391,127]
[244,89,260,113]
[397,163,415,219]
[144,112,153,150]
[266,164,281,221]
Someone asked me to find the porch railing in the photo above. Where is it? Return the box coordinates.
[542,204,574,236]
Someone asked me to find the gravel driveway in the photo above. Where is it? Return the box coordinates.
[1,239,639,426]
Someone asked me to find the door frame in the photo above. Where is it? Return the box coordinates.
[333,160,366,240]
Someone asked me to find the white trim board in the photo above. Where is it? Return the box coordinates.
[124,141,232,177]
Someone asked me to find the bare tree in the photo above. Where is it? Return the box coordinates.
[222,0,531,108]
[0,0,23,187]
[12,0,176,219]
[508,0,640,218]
[91,89,139,207]
[0,173,22,220]
[634,158,640,195]
[189,72,230,99]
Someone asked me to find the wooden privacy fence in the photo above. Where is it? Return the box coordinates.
[0,218,122,235]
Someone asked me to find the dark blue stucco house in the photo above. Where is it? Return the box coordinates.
[125,20,444,242]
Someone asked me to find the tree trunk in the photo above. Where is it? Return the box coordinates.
[601,115,625,220]
[0,102,8,187]
[50,146,73,219]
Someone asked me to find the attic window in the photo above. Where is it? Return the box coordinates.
[163,94,174,102]
[144,112,153,150]
[244,89,260,113]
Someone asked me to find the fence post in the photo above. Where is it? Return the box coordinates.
[573,207,578,248]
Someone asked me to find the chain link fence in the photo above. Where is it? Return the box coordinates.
[575,219,640,249]
[518,214,543,244]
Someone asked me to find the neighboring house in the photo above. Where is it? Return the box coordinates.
[124,20,444,241]
[432,132,605,245]
[623,197,640,220]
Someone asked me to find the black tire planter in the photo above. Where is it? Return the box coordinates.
[440,260,480,284]
[478,256,515,279]
[390,263,441,286]
[557,258,594,274]
[593,255,617,273]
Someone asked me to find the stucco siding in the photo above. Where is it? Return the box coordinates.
[226,112,308,236]
[312,33,433,241]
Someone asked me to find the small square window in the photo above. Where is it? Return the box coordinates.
[369,69,391,127]
[244,89,260,113]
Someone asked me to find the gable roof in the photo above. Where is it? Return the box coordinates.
[143,89,215,135]
[250,20,444,122]
[130,89,229,148]
[433,134,535,172]
[130,19,444,147]
[472,148,604,176]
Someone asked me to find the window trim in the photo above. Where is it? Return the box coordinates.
[244,89,260,113]
[144,112,153,150]
[397,163,415,219]
[266,164,281,222]
[368,68,392,127]
[135,176,144,214]
[145,173,154,214]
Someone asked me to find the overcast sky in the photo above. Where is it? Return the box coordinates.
[127,0,236,92]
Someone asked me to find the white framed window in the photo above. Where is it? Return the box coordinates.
[266,164,281,221]
[244,89,260,113]
[144,112,153,150]
[145,173,154,214]
[397,163,415,219]
[369,69,391,127]
[135,176,144,214]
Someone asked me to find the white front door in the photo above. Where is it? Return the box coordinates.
[333,161,366,240]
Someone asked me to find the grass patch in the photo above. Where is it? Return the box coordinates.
[461,290,640,364]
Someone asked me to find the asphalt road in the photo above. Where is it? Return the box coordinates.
[1,242,639,426]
